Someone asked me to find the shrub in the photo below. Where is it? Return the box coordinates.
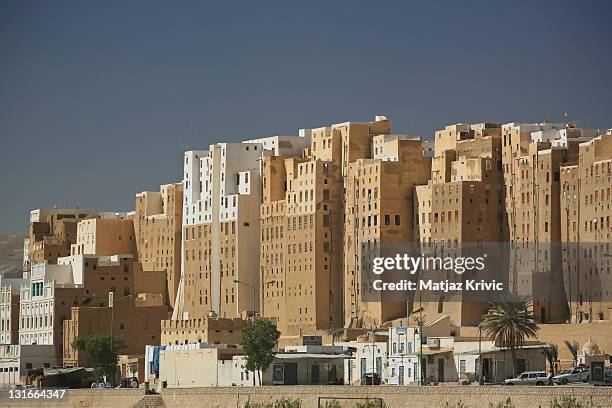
[489,398,516,408]
[245,397,302,408]
[355,400,384,408]
[550,396,601,408]
[444,400,467,408]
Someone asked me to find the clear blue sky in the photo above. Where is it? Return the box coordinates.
[1,0,611,234]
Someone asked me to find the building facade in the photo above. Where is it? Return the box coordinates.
[134,182,183,307]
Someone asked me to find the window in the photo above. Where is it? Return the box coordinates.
[395,215,401,226]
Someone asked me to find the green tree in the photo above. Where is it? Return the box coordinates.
[481,294,539,377]
[240,319,280,385]
[542,343,559,376]
[72,335,125,383]
[563,340,578,366]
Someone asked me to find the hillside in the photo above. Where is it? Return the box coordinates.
[0,234,24,277]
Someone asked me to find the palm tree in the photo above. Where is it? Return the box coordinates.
[481,294,539,376]
[542,343,558,376]
[563,340,578,366]
[325,328,344,346]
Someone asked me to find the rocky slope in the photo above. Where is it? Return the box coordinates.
[0,234,24,277]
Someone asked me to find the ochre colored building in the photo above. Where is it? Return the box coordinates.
[133,182,183,308]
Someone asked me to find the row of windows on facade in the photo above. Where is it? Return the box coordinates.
[142,217,173,226]
[262,226,284,241]
[265,289,284,299]
[21,299,53,314]
[576,188,612,205]
[20,315,52,330]
[354,214,401,228]
[433,183,493,196]
[287,172,329,193]
[427,211,483,224]
[285,241,326,255]
[0,319,12,331]
[287,189,328,204]
[574,161,612,177]
[261,201,285,215]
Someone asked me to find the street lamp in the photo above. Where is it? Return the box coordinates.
[478,320,483,385]
[368,323,377,386]
[108,293,135,384]
[233,279,256,317]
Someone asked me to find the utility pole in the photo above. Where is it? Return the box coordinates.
[419,293,424,386]
[109,293,133,385]
[369,322,376,385]
[478,320,483,385]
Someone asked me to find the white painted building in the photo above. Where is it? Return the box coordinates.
[339,339,388,384]
[173,133,309,320]
[0,277,27,344]
[386,326,425,385]
[385,325,548,384]
[243,133,311,157]
[0,344,56,385]
[146,343,348,387]
[372,134,431,161]
[144,343,243,386]
[18,261,80,347]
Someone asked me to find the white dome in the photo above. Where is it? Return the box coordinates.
[582,337,600,356]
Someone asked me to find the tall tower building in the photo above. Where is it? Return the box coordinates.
[414,123,506,327]
[561,129,612,323]
[502,123,598,323]
[134,182,183,307]
[344,136,431,328]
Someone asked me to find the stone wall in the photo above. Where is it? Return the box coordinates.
[159,385,612,408]
[0,388,143,408]
[1,385,611,408]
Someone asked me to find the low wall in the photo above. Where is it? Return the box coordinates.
[0,388,143,408]
[160,385,612,408]
[0,385,610,408]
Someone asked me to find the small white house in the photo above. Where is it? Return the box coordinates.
[0,344,56,385]
[339,339,388,384]
[233,345,348,386]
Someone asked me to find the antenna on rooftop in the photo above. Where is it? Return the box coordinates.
[179,120,194,153]
[544,106,551,123]
[563,112,578,129]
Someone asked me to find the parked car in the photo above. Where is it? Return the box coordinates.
[504,371,548,386]
[90,380,112,388]
[361,373,381,385]
[117,377,139,388]
[553,367,590,385]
